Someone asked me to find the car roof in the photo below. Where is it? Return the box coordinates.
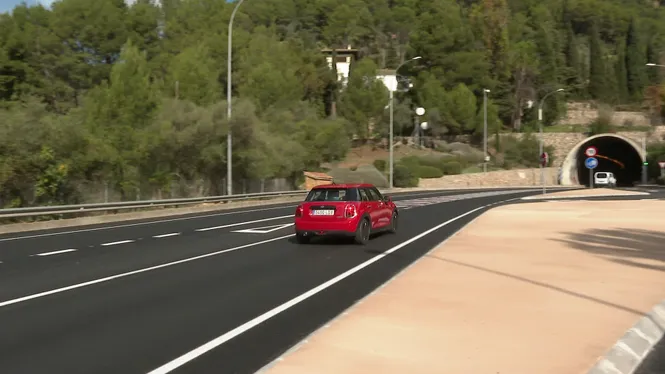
[311,183,374,189]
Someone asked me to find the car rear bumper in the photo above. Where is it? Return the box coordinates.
[294,218,359,236]
[296,229,356,238]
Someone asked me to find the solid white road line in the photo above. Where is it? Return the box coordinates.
[100,240,135,246]
[153,233,181,238]
[145,204,489,374]
[32,249,77,257]
[0,234,294,308]
[195,215,292,232]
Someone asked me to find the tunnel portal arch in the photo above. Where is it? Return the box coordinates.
[560,134,645,187]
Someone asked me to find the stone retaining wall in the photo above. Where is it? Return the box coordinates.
[418,167,559,188]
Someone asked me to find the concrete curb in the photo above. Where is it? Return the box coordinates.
[587,300,665,374]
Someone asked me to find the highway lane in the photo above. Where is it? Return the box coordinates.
[0,189,538,374]
[0,188,539,262]
[0,189,533,301]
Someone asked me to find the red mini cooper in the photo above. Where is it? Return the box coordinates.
[293,183,398,245]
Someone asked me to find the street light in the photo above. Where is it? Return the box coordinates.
[538,88,564,194]
[226,0,246,196]
[388,56,422,189]
[483,88,490,173]
[646,63,665,67]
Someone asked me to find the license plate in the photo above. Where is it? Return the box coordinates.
[311,209,335,216]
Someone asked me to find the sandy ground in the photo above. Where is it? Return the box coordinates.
[260,197,665,374]
[525,187,648,199]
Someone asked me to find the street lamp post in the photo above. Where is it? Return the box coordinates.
[483,89,490,173]
[226,0,246,196]
[538,88,564,194]
[388,56,421,189]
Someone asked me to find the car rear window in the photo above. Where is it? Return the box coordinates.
[305,188,359,202]
[596,172,607,178]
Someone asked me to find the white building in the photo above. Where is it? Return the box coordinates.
[322,46,359,87]
[375,69,398,92]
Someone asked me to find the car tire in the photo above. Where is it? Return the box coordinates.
[388,211,398,234]
[354,218,371,245]
[295,233,310,244]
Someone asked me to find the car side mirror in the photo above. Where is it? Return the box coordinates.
[384,195,392,202]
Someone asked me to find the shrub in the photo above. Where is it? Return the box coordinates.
[500,133,555,169]
[462,166,482,174]
[399,155,422,168]
[373,159,387,172]
[417,165,444,178]
[328,165,389,187]
[442,161,462,175]
[393,164,418,187]
[588,104,616,135]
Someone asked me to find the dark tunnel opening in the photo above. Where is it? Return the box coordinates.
[576,136,643,187]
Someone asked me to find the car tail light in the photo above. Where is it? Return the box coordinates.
[344,204,357,218]
[295,205,303,217]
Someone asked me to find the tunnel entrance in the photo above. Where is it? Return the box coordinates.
[575,136,643,187]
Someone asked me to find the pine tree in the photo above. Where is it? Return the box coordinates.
[616,38,629,104]
[626,18,647,100]
[588,23,606,100]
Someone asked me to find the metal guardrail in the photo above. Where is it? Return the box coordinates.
[0,190,310,219]
[0,186,577,220]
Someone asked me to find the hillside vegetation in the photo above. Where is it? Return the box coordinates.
[0,0,664,207]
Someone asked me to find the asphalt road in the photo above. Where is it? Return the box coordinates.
[0,187,658,374]
[635,334,665,374]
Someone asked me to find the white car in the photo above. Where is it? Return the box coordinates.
[594,172,616,187]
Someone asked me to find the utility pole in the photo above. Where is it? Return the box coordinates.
[226,0,246,195]
[483,89,490,173]
[388,56,421,189]
[538,88,564,194]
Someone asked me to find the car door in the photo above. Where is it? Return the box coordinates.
[360,187,381,228]
[366,187,388,228]
[369,187,391,227]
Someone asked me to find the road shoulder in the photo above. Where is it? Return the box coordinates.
[259,199,665,374]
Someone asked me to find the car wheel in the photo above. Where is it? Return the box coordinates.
[388,211,398,234]
[354,218,371,245]
[295,233,310,244]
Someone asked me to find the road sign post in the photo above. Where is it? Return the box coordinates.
[585,146,597,158]
[585,157,598,188]
[539,152,549,194]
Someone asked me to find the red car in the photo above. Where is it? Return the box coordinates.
[293,183,398,245]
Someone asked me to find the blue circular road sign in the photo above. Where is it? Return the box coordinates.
[585,157,598,169]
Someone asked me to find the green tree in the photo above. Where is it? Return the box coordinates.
[588,22,606,100]
[338,58,389,139]
[626,18,647,101]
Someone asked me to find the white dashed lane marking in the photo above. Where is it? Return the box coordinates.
[8,190,533,263]
[101,240,135,247]
[153,233,181,238]
[32,249,77,257]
